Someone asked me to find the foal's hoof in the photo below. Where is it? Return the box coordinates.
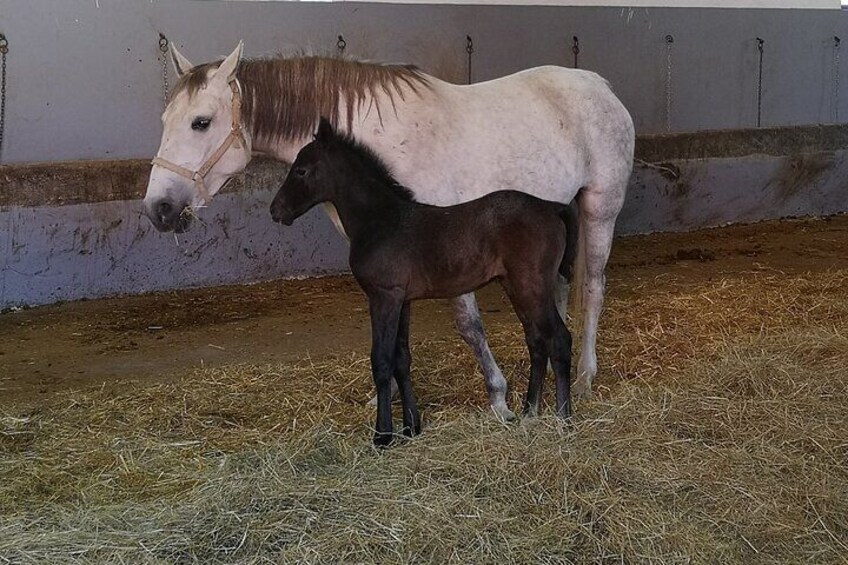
[401,423,421,438]
[372,431,394,448]
[491,404,516,423]
[522,404,540,419]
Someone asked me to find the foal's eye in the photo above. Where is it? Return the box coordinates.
[293,167,308,178]
[191,117,212,131]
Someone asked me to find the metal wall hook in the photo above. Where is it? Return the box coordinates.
[466,35,474,84]
[756,38,765,127]
[572,36,579,68]
[665,34,674,132]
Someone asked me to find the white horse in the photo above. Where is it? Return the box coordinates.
[143,42,634,420]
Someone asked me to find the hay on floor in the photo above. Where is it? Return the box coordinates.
[1,269,847,563]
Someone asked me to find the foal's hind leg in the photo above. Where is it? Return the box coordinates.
[547,309,573,418]
[521,323,549,418]
[394,302,421,437]
[501,282,554,418]
[452,293,515,422]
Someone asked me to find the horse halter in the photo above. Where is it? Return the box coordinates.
[151,79,245,204]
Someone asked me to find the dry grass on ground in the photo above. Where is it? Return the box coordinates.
[1,269,847,563]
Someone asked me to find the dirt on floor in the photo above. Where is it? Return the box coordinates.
[1,215,847,407]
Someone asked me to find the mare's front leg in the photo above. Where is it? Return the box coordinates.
[368,289,405,447]
[394,302,421,437]
[451,293,516,422]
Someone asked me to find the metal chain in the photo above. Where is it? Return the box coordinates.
[466,35,474,84]
[756,37,764,128]
[665,35,674,132]
[0,34,7,163]
[337,35,346,56]
[572,36,579,69]
[159,33,169,106]
[834,36,841,123]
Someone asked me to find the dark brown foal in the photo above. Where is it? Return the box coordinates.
[271,118,573,446]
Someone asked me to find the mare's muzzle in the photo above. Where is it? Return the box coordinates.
[145,197,192,233]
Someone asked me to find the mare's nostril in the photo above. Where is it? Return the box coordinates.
[156,200,173,221]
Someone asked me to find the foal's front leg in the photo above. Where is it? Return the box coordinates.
[394,302,421,437]
[368,290,405,447]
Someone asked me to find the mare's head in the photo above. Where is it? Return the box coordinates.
[143,42,252,232]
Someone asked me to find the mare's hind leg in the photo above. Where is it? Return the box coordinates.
[394,302,421,437]
[452,293,516,422]
[574,188,623,400]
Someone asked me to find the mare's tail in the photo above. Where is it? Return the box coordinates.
[558,200,580,284]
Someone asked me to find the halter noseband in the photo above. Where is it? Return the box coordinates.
[151,79,245,204]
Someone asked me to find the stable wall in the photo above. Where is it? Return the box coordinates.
[1,1,847,308]
[3,125,846,308]
[0,1,847,163]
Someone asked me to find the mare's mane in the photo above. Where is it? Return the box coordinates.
[170,55,429,144]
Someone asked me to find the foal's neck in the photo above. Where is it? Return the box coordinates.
[328,156,412,241]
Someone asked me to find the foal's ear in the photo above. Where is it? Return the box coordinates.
[315,117,335,142]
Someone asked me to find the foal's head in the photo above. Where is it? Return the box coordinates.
[270,117,409,225]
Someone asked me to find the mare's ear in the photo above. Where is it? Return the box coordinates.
[169,42,194,78]
[315,117,335,142]
[212,40,243,83]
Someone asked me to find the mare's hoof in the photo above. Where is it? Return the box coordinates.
[572,380,593,401]
[373,431,394,448]
[492,404,516,423]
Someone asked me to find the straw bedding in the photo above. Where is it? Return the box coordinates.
[1,268,846,563]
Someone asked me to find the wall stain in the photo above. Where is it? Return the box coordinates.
[771,153,834,205]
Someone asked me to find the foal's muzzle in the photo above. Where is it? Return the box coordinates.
[270,205,294,226]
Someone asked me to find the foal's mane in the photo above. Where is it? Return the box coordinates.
[171,55,429,144]
[326,126,416,202]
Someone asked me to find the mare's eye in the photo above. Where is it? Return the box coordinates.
[294,167,308,177]
[191,117,211,131]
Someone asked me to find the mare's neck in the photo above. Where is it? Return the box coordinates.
[251,134,308,164]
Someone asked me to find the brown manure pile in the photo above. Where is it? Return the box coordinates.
[1,269,847,563]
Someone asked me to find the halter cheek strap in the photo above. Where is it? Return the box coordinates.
[151,79,244,205]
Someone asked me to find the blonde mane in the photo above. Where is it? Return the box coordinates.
[171,55,430,143]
